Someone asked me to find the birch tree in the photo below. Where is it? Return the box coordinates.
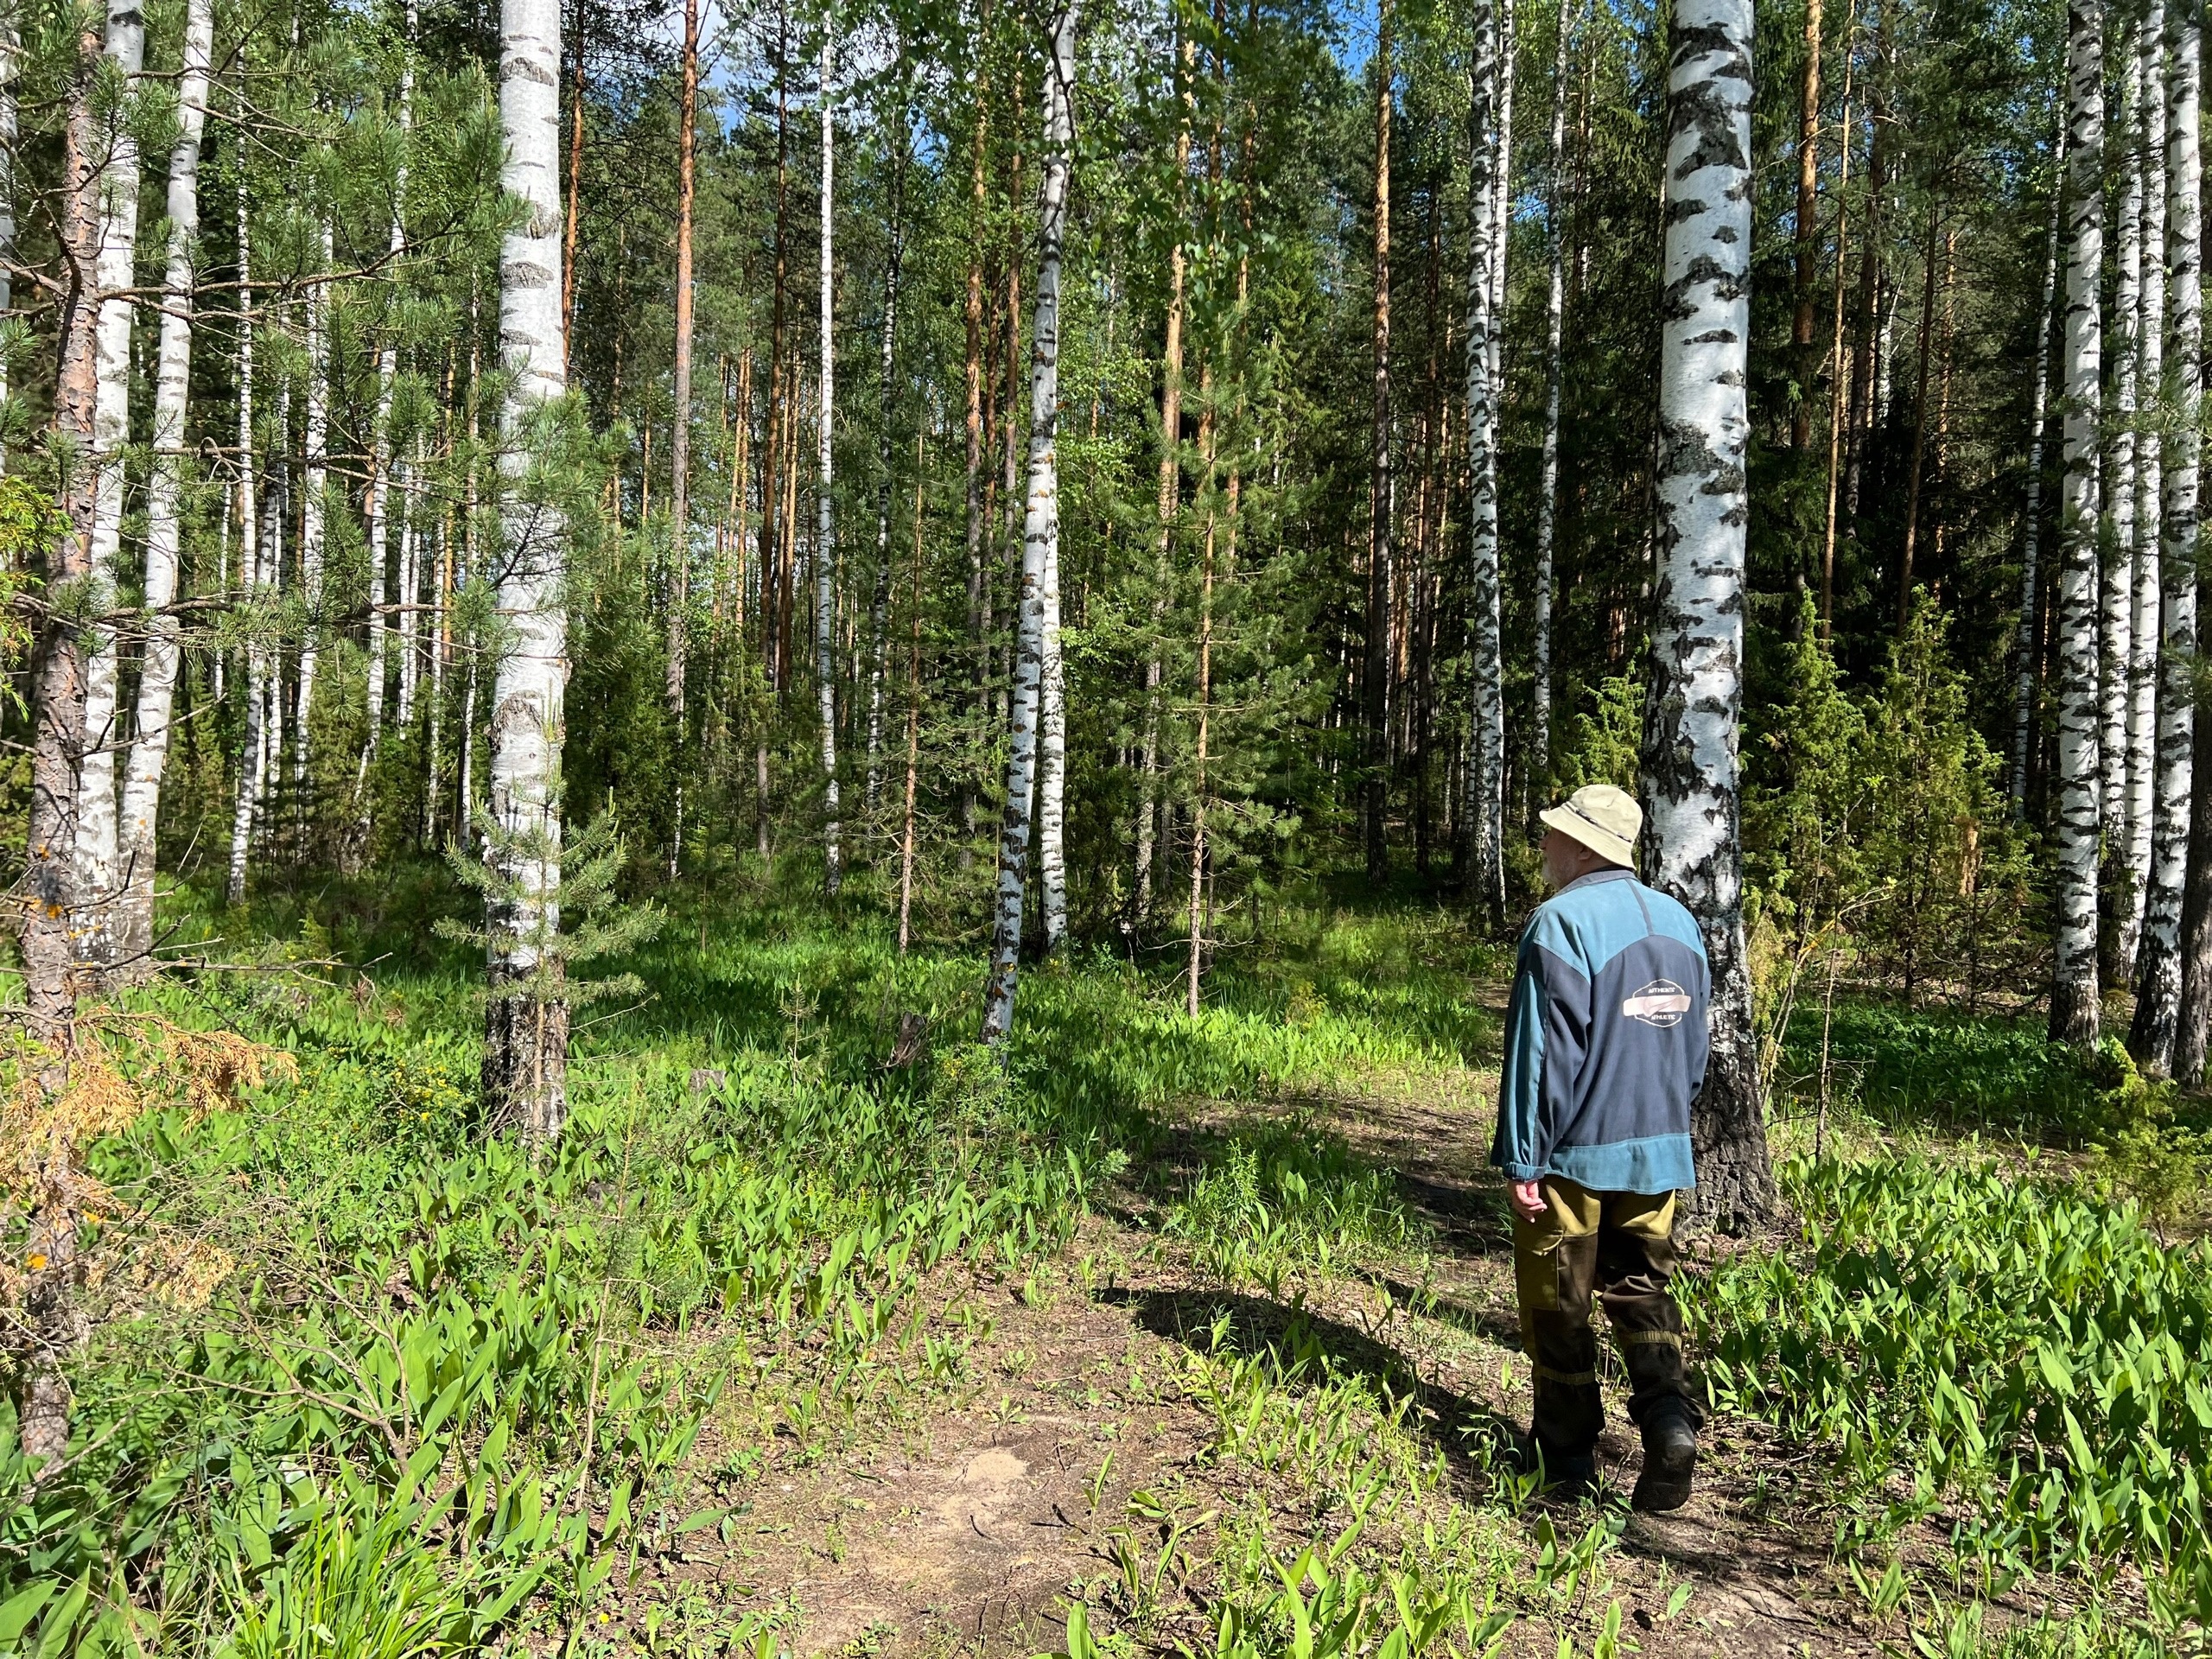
[117,0,213,968]
[2120,2,2167,979]
[2105,24,2139,848]
[982,0,1073,1043]
[2011,114,2067,810]
[2050,0,2107,1046]
[2133,0,2198,1073]
[1463,0,1506,920]
[863,116,906,815]
[73,0,145,969]
[226,159,264,906]
[665,0,699,754]
[481,0,572,1141]
[815,28,841,896]
[363,2,417,778]
[296,221,332,795]
[1638,0,1776,1225]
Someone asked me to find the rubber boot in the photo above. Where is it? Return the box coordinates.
[1631,1400,1697,1512]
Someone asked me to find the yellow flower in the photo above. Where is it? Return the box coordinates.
[26,1254,46,1271]
[420,1112,429,1121]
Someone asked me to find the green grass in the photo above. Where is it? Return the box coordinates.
[6,877,2208,1656]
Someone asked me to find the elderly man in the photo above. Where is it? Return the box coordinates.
[1491,783,1708,1512]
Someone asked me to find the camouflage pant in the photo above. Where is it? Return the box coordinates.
[1510,1175,1700,1459]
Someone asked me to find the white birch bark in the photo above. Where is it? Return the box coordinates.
[226,155,262,906]
[484,0,571,1142]
[398,453,419,727]
[363,3,416,779]
[116,0,212,967]
[816,29,841,896]
[74,0,146,965]
[2107,30,2141,842]
[296,220,333,791]
[2121,1,2168,977]
[1039,516,1067,952]
[2133,0,2200,1071]
[1463,0,1506,918]
[2012,112,2068,810]
[1531,0,1571,785]
[982,0,1073,1042]
[1639,0,1776,1224]
[2052,0,2107,1045]
[228,476,276,906]
[864,128,904,816]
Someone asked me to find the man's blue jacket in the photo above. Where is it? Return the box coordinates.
[1490,867,1709,1195]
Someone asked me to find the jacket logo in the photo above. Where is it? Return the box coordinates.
[1623,980,1691,1027]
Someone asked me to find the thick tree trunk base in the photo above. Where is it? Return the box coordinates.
[2049,969,2101,1048]
[483,990,569,1146]
[1684,1045,1781,1234]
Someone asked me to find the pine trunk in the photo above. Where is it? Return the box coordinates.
[1791,0,1822,453]
[667,0,700,741]
[1641,0,1777,1228]
[1135,33,1192,926]
[2050,0,2106,1046]
[116,0,213,970]
[2133,0,2199,1074]
[482,0,571,1144]
[13,7,111,1476]
[1532,0,1571,785]
[1364,0,1393,885]
[982,0,1073,1042]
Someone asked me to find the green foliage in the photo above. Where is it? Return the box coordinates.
[1554,677,1642,797]
[1688,1155,2212,1624]
[435,804,664,1009]
[1164,1129,1415,1297]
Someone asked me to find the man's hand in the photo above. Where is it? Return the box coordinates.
[1510,1179,1548,1224]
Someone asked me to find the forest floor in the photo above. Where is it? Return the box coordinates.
[22,871,2203,1659]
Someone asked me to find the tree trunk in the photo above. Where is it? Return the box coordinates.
[116,0,213,970]
[362,2,416,798]
[1135,30,1193,927]
[13,5,111,1476]
[982,0,1073,1042]
[1640,0,1777,1228]
[898,429,926,953]
[1532,0,1571,786]
[2011,111,2068,810]
[2133,0,2199,1074]
[0,15,16,432]
[2050,0,2106,1047]
[1464,0,1507,922]
[667,0,699,746]
[864,121,906,816]
[483,0,571,1144]
[1819,44,1855,632]
[227,156,262,906]
[2176,696,2212,1080]
[296,221,333,817]
[1791,0,1822,452]
[1895,203,1942,631]
[74,0,147,971]
[815,29,842,896]
[1364,0,1393,886]
[961,73,987,857]
[2121,0,2169,980]
[2106,25,2143,854]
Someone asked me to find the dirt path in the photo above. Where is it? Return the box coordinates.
[611,1074,2018,1657]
